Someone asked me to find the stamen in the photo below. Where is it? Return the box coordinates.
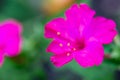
[59,43,63,47]
[57,32,60,35]
[67,53,70,56]
[67,43,70,46]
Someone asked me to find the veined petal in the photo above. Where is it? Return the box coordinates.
[50,53,73,67]
[74,40,104,68]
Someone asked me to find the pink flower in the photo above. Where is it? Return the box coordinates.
[44,3,117,68]
[0,19,22,66]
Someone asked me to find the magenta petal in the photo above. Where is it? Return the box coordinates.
[0,55,4,66]
[74,40,104,68]
[0,50,4,66]
[65,3,96,39]
[44,18,66,38]
[79,3,95,25]
[93,16,116,29]
[74,50,95,68]
[0,19,22,57]
[95,29,117,44]
[65,3,95,26]
[47,39,73,55]
[50,53,73,67]
[0,19,22,35]
[44,17,78,42]
[5,37,22,56]
[65,4,80,24]
[89,17,117,44]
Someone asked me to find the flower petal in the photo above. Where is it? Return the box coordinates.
[79,3,96,25]
[50,53,73,67]
[46,39,73,55]
[5,37,22,57]
[0,19,22,56]
[74,40,104,68]
[65,3,95,26]
[0,50,4,66]
[44,17,78,42]
[65,3,96,39]
[44,18,66,38]
[87,16,117,44]
[65,4,80,25]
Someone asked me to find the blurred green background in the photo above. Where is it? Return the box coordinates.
[0,0,120,80]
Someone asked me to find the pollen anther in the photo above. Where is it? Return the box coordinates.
[73,48,76,51]
[59,43,63,47]
[67,43,70,46]
[57,32,60,35]
[67,53,70,56]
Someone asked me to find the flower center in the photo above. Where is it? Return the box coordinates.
[77,41,85,50]
[58,38,85,56]
[75,38,85,50]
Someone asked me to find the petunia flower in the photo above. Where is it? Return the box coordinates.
[0,19,22,66]
[44,3,117,68]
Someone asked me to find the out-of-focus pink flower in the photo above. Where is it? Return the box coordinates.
[0,19,22,66]
[44,3,117,68]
